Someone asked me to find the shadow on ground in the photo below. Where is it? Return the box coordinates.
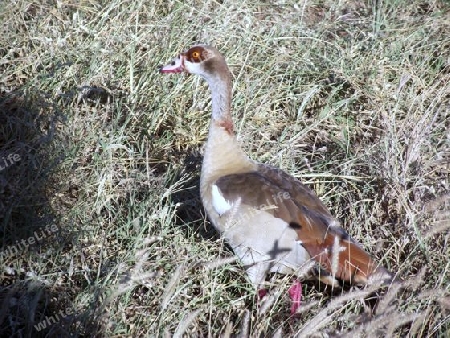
[0,90,95,337]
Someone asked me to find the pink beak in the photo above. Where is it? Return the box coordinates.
[160,54,185,73]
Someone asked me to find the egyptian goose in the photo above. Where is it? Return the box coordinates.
[160,45,393,315]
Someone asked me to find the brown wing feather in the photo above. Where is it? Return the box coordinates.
[215,164,392,285]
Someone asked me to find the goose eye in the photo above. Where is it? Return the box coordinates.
[192,51,200,59]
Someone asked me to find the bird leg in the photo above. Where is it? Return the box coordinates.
[288,280,302,316]
[257,288,268,299]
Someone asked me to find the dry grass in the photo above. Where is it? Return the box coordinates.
[0,0,449,337]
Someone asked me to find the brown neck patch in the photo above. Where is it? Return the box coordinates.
[216,118,234,135]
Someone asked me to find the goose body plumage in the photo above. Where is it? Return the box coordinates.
[160,44,393,314]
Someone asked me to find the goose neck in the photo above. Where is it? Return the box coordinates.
[204,73,232,123]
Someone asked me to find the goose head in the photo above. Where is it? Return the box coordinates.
[160,44,230,80]
[160,44,233,123]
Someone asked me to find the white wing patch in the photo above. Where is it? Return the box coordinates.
[211,184,233,216]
